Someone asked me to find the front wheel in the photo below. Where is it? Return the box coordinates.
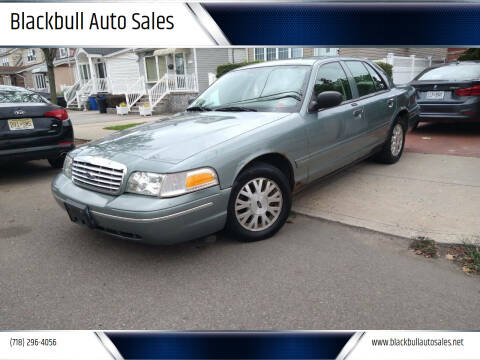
[227,162,292,242]
[374,120,406,164]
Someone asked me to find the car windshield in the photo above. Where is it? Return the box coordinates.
[189,65,311,112]
[0,90,47,104]
[415,63,480,81]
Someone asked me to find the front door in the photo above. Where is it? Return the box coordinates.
[305,61,360,181]
[95,62,107,79]
[174,53,186,89]
[343,60,395,151]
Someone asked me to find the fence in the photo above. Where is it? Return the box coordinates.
[375,53,446,85]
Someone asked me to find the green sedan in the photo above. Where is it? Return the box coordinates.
[51,57,419,244]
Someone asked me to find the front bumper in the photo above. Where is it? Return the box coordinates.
[51,173,231,245]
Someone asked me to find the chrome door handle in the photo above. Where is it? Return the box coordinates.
[353,109,363,117]
[387,98,394,107]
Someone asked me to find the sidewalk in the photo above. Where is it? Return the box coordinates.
[69,110,172,141]
[293,152,480,244]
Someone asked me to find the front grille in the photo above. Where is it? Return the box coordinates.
[72,157,126,195]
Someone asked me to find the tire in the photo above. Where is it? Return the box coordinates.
[48,154,66,169]
[374,118,406,164]
[227,162,292,242]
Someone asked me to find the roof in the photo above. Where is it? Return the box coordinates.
[82,48,124,56]
[0,66,28,75]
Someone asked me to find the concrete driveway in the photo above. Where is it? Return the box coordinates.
[1,160,479,329]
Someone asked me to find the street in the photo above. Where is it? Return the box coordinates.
[1,159,479,329]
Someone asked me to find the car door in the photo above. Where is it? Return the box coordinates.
[304,61,361,181]
[343,60,395,152]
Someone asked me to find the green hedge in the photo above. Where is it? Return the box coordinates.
[216,60,263,78]
[458,48,480,61]
[375,62,393,78]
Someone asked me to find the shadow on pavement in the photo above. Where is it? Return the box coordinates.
[0,160,60,185]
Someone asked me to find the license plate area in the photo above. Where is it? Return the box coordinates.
[425,91,445,100]
[8,118,34,130]
[64,199,96,228]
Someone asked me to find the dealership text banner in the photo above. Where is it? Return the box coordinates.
[2,2,480,46]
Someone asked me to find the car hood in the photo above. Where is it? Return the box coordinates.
[74,111,289,165]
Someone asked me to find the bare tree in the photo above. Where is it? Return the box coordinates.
[41,48,57,104]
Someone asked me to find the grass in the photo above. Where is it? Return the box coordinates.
[103,122,145,131]
[409,236,438,258]
[464,245,480,273]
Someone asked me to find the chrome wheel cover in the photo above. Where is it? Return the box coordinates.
[234,177,283,232]
[391,124,403,157]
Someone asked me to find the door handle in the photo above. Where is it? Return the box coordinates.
[387,98,395,107]
[353,109,363,117]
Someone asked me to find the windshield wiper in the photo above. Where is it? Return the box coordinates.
[186,105,212,112]
[214,106,257,112]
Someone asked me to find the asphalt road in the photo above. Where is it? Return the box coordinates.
[1,160,479,330]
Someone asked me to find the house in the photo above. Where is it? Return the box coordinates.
[53,48,76,93]
[247,47,448,84]
[64,48,248,113]
[447,48,468,62]
[0,48,48,91]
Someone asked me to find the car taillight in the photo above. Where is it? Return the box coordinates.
[45,108,68,120]
[455,85,480,96]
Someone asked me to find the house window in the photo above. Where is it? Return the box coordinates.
[278,48,289,60]
[291,48,303,58]
[253,48,304,61]
[145,56,158,82]
[79,64,91,81]
[313,48,339,57]
[266,48,276,61]
[59,48,68,58]
[254,48,265,61]
[2,57,8,66]
[34,74,47,89]
[27,49,36,62]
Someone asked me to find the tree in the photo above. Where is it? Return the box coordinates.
[457,48,480,61]
[41,48,57,104]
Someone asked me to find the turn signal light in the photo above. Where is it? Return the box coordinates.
[45,108,69,120]
[455,85,480,97]
[186,171,215,189]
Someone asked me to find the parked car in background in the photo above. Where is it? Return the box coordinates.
[0,85,74,168]
[52,58,418,245]
[409,61,480,128]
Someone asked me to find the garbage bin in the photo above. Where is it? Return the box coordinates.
[96,94,107,114]
[88,96,98,111]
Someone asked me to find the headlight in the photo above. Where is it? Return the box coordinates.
[126,168,218,197]
[63,154,73,178]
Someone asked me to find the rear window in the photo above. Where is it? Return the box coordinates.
[0,90,47,104]
[416,64,480,81]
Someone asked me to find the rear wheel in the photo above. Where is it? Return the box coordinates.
[48,154,66,169]
[374,119,406,164]
[227,162,292,242]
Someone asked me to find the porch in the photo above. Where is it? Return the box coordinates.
[64,48,199,113]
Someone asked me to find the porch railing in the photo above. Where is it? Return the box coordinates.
[125,76,146,110]
[167,74,198,92]
[148,74,169,108]
[64,80,81,107]
[93,78,110,93]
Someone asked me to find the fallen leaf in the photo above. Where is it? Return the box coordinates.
[445,254,454,260]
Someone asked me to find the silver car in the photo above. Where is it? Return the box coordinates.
[52,58,419,244]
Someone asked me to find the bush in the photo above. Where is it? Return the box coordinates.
[216,60,263,78]
[457,48,480,61]
[375,62,393,78]
[105,94,126,108]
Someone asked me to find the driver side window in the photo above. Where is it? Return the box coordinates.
[314,62,352,101]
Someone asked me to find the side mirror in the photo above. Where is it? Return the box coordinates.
[187,97,197,105]
[309,91,343,112]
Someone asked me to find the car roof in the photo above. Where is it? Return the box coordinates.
[237,57,373,70]
[0,85,30,92]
